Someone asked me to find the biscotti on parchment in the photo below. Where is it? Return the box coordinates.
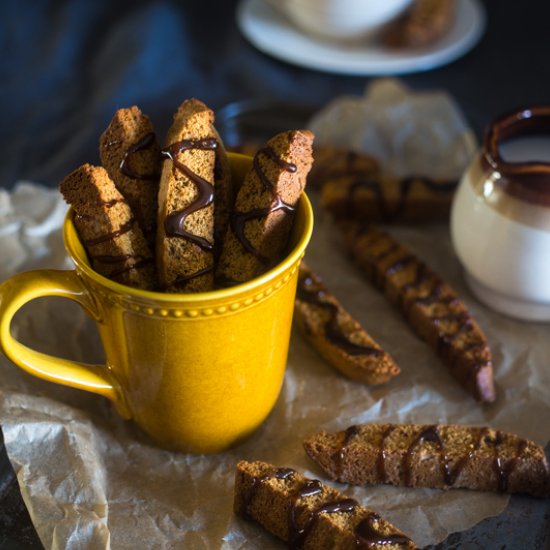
[216,130,314,285]
[156,98,226,292]
[234,460,417,549]
[304,424,550,497]
[341,222,495,403]
[59,164,157,290]
[295,263,400,385]
[99,106,161,246]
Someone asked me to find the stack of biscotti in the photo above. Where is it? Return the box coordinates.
[60,98,314,292]
[234,460,417,549]
[303,423,550,498]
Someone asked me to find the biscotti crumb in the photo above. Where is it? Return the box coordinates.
[234,460,417,548]
[295,263,400,385]
[304,423,550,497]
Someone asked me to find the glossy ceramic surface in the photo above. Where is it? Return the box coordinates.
[0,154,314,453]
[237,0,486,76]
[267,0,412,42]
[451,106,550,321]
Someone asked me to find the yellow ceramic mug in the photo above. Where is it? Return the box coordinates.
[0,154,313,454]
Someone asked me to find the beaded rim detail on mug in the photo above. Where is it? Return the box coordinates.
[79,262,301,318]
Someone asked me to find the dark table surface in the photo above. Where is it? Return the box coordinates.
[1,0,550,548]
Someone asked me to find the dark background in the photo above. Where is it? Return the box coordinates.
[1,0,550,548]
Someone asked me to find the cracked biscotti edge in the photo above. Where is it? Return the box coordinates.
[295,262,401,385]
[59,163,157,290]
[234,459,417,548]
[304,423,550,498]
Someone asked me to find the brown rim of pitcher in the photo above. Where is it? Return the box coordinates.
[483,105,550,206]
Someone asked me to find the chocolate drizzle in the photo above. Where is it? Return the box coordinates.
[344,176,456,221]
[355,227,492,396]
[335,425,361,478]
[161,137,218,251]
[377,425,396,483]
[297,273,384,357]
[355,513,412,547]
[84,218,137,246]
[231,146,296,264]
[120,132,161,180]
[242,465,412,548]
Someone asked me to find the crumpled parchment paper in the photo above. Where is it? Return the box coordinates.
[308,78,478,181]
[1,84,549,549]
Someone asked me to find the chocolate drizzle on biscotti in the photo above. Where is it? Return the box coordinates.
[231,146,296,264]
[344,222,495,403]
[304,424,550,497]
[120,132,162,181]
[343,176,456,222]
[162,137,218,251]
[237,461,414,548]
[297,273,383,357]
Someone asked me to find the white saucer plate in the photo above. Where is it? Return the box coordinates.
[236,0,486,75]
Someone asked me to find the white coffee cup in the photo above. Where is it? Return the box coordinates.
[267,0,413,42]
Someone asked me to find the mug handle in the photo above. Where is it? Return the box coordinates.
[0,269,129,417]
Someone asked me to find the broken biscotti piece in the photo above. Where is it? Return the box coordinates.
[216,130,314,285]
[295,263,400,385]
[59,164,157,290]
[382,0,456,49]
[157,98,230,292]
[234,460,417,549]
[99,106,161,245]
[304,423,550,497]
[342,222,495,403]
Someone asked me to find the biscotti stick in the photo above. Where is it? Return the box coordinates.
[157,98,220,292]
[216,130,314,285]
[342,222,495,403]
[295,263,400,385]
[308,146,380,191]
[59,164,157,290]
[99,106,161,245]
[234,460,417,549]
[321,173,456,224]
[304,424,550,497]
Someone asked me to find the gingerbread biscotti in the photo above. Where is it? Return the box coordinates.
[321,172,456,224]
[295,263,400,385]
[156,98,225,292]
[342,222,495,403]
[304,424,550,497]
[234,460,417,549]
[216,130,314,285]
[59,164,157,290]
[99,106,161,246]
[382,0,456,49]
[308,146,380,191]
